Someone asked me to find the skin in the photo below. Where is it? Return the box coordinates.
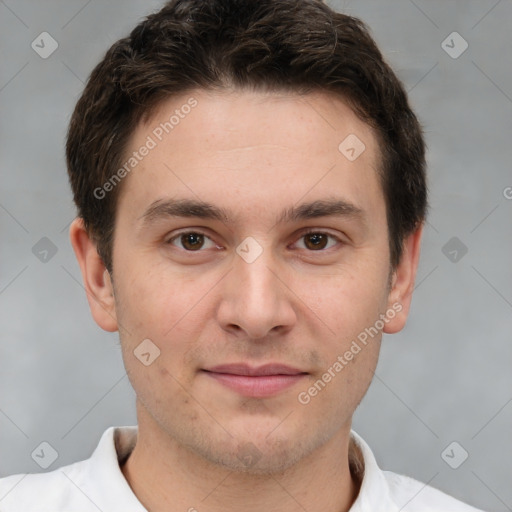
[70,89,422,512]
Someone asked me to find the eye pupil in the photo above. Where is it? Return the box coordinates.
[182,233,204,250]
[305,233,328,250]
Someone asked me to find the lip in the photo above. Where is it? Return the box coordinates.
[202,363,308,398]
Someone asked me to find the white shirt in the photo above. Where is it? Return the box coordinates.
[0,426,484,512]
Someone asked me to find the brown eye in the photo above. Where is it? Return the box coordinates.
[294,231,340,251]
[168,231,216,251]
[181,233,204,250]
[303,233,329,250]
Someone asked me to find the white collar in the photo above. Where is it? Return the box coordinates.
[86,426,400,511]
[1,426,481,511]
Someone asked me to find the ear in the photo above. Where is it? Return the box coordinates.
[383,224,423,334]
[69,218,118,332]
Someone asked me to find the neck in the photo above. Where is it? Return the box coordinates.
[121,411,361,512]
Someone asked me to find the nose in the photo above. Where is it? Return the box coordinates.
[216,245,297,340]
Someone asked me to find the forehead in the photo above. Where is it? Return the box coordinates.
[140,89,380,161]
[116,88,384,227]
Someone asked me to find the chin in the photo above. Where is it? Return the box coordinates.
[187,424,327,476]
[218,440,309,475]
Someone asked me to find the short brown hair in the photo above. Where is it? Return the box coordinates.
[66,0,427,272]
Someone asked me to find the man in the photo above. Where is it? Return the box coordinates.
[0,0,485,510]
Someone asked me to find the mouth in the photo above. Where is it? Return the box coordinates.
[201,363,308,398]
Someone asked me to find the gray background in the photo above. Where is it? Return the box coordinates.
[0,0,511,510]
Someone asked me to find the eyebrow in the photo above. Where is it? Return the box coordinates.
[138,197,365,228]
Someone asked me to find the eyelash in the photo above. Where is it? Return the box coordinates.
[166,229,342,252]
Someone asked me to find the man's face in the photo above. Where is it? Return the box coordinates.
[108,89,400,472]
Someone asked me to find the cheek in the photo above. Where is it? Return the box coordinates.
[296,259,389,401]
[295,334,381,432]
[113,263,221,399]
[113,259,209,340]
[304,261,390,334]
[126,358,203,432]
